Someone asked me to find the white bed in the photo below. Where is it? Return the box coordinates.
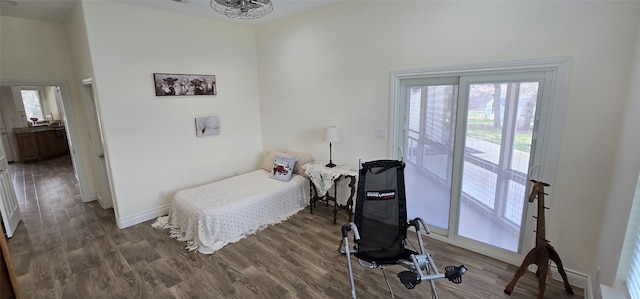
[153,151,312,254]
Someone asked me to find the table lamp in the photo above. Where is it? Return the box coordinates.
[323,126,339,168]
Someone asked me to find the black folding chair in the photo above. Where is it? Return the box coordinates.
[339,159,466,299]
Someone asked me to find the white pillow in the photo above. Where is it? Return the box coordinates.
[285,150,313,176]
[261,150,292,172]
[271,155,297,182]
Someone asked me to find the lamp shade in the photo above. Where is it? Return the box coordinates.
[323,126,339,143]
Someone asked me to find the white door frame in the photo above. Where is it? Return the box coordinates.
[0,101,17,163]
[0,79,93,203]
[81,77,113,209]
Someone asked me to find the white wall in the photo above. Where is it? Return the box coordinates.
[593,22,640,295]
[0,17,77,81]
[79,1,263,225]
[65,2,94,81]
[256,1,640,277]
[65,1,107,207]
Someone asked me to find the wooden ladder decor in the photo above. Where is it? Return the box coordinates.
[504,180,574,298]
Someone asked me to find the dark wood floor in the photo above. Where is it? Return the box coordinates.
[4,155,583,298]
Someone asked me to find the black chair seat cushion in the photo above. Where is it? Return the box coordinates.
[355,248,418,265]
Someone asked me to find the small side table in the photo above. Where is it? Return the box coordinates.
[302,162,358,224]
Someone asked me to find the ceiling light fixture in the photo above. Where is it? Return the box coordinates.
[210,0,273,19]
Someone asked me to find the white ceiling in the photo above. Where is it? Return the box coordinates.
[0,0,76,23]
[0,0,337,25]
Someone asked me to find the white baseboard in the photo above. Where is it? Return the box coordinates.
[82,192,98,203]
[527,264,592,299]
[117,205,170,229]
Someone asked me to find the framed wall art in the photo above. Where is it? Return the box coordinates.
[154,73,217,96]
[195,116,220,137]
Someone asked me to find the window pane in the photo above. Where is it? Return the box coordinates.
[458,82,538,253]
[625,175,640,299]
[20,89,44,121]
[405,84,457,230]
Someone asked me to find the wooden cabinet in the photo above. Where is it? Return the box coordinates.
[36,131,58,159]
[15,133,38,161]
[14,127,70,162]
[55,130,69,154]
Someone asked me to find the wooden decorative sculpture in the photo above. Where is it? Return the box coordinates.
[504,180,574,298]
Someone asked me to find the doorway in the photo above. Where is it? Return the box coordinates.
[0,85,71,163]
[0,80,93,211]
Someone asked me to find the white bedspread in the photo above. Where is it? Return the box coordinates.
[153,170,309,254]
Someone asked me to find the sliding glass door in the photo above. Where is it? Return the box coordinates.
[400,72,545,255]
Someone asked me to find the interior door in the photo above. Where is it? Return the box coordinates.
[83,80,113,209]
[0,87,19,163]
[0,119,14,163]
[0,136,20,238]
